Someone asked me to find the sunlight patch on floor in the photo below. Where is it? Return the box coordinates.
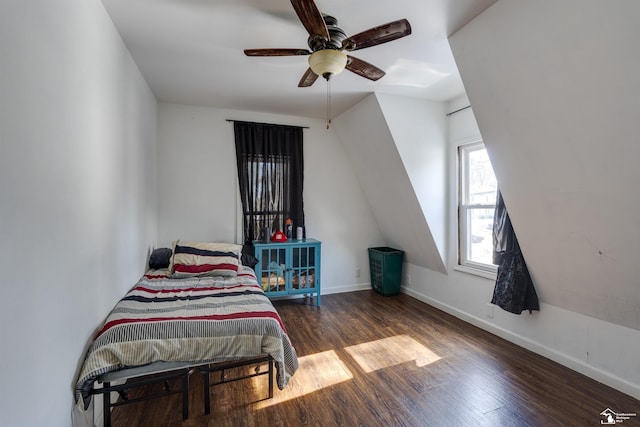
[255,349,353,408]
[344,334,441,373]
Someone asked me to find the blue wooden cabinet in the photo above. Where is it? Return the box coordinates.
[253,238,321,306]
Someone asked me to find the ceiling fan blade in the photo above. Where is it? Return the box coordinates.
[290,0,329,40]
[298,68,319,87]
[244,48,311,57]
[346,56,385,81]
[343,19,412,51]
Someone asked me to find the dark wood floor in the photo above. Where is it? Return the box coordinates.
[111,290,640,426]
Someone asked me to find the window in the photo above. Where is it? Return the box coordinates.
[458,142,497,272]
[245,156,290,240]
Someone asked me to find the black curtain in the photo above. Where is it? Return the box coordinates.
[491,190,539,314]
[234,121,304,245]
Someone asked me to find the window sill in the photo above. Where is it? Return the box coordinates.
[454,265,497,281]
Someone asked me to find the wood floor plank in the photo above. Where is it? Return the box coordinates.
[109,290,640,426]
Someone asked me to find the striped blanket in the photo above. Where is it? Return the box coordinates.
[75,266,298,403]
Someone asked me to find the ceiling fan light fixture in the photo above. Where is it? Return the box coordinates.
[308,49,347,80]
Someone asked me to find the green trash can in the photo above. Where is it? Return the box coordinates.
[368,247,404,296]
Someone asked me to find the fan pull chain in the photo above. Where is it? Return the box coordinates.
[326,79,331,130]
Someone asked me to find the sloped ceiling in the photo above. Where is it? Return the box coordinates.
[333,93,447,273]
[450,0,640,330]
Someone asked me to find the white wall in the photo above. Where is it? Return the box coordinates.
[449,0,640,332]
[156,102,383,293]
[333,94,447,273]
[402,94,640,400]
[0,1,158,426]
[377,93,448,263]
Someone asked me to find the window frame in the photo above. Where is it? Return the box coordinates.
[457,141,498,276]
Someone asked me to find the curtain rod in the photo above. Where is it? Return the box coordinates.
[225,119,309,129]
[446,105,471,116]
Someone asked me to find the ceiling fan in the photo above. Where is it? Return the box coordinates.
[244,0,412,87]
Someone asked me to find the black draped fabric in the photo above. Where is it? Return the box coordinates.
[491,190,539,314]
[234,121,304,245]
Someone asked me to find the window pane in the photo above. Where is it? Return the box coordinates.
[467,208,495,265]
[246,156,290,239]
[249,158,287,213]
[458,142,498,272]
[467,148,497,205]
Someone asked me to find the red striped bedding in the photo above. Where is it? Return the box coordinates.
[75,266,298,403]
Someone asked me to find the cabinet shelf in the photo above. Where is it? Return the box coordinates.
[253,238,321,306]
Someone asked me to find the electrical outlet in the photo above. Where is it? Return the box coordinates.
[356,268,360,278]
[405,274,411,285]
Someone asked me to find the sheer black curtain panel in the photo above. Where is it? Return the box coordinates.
[234,121,304,245]
[491,190,539,314]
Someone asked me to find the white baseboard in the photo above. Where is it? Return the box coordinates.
[401,286,640,401]
[322,283,371,295]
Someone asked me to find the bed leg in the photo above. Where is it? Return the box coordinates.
[203,370,211,415]
[103,381,111,427]
[182,371,189,420]
[268,359,274,399]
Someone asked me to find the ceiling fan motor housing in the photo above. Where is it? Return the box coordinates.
[308,15,348,51]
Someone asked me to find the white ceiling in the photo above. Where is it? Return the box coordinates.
[102,0,496,119]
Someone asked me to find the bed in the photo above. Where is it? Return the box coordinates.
[74,242,298,425]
